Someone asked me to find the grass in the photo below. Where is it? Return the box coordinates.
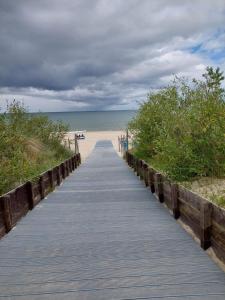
[0,101,73,196]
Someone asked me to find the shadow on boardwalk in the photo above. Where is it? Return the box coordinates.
[0,140,225,299]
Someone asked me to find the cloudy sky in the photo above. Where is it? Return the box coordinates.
[0,0,225,112]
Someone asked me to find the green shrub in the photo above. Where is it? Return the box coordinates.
[129,67,225,181]
[0,101,72,195]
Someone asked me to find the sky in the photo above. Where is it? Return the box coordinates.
[0,0,225,112]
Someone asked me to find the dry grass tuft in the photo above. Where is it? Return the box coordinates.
[182,177,225,207]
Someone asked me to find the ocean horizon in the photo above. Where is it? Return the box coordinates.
[30,110,137,131]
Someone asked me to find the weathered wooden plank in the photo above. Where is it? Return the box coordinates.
[179,200,201,238]
[0,142,224,299]
[163,181,172,210]
[10,189,21,226]
[179,186,202,211]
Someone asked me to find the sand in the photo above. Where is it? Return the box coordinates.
[65,131,125,161]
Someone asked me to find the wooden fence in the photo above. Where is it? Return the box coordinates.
[0,153,81,239]
[126,151,225,264]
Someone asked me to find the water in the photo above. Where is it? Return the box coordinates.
[31,110,137,131]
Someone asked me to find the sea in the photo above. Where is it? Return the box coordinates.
[31,110,137,131]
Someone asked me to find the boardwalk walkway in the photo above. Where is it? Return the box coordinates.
[0,141,225,299]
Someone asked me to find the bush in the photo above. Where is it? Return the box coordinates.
[129,67,225,181]
[0,101,72,195]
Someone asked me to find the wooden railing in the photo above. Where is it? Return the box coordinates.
[118,130,129,154]
[0,153,81,239]
[63,134,80,154]
[126,151,225,264]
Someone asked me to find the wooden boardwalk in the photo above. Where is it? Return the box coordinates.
[0,140,225,299]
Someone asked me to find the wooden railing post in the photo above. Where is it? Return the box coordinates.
[71,158,73,172]
[48,170,54,189]
[68,138,71,150]
[61,163,66,179]
[134,157,137,172]
[136,159,140,177]
[125,152,128,164]
[75,154,78,167]
[64,160,69,177]
[39,175,45,199]
[74,134,79,155]
[57,166,61,185]
[140,160,144,180]
[171,183,180,219]
[155,173,164,203]
[72,157,75,170]
[136,158,139,175]
[1,195,12,233]
[200,201,212,250]
[26,181,34,210]
[74,155,77,169]
[71,158,74,171]
[68,159,71,173]
[131,155,134,168]
[66,161,68,176]
[148,168,155,193]
[143,163,149,186]
[127,152,129,165]
[64,161,67,177]
[69,158,72,172]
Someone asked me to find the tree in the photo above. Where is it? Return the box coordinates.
[202,66,224,94]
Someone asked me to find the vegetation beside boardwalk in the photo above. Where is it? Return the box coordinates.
[128,67,225,206]
[0,101,72,195]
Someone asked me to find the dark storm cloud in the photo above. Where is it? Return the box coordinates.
[0,0,225,111]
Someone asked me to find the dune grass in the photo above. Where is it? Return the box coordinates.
[0,101,72,195]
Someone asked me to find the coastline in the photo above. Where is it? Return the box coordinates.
[65,130,125,161]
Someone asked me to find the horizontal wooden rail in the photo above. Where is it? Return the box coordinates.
[0,153,81,240]
[125,151,225,264]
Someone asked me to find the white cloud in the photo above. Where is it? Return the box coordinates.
[0,0,225,111]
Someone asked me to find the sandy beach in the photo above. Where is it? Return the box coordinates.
[65,131,125,161]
